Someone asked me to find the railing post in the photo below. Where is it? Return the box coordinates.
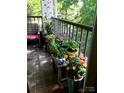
[84,31,89,56]
[75,27,78,41]
[66,24,68,39]
[27,83,30,93]
[69,25,71,40]
[78,29,83,56]
[83,19,97,93]
[72,25,75,40]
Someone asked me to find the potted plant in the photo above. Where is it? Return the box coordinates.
[40,20,53,47]
[66,64,86,79]
[45,34,56,44]
[66,56,86,79]
[45,20,53,34]
[61,40,79,57]
[47,43,59,56]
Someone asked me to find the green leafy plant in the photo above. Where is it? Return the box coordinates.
[27,0,41,16]
[58,47,67,58]
[48,43,60,57]
[66,63,86,79]
[62,40,79,51]
[45,34,56,44]
[45,21,53,34]
[69,57,80,64]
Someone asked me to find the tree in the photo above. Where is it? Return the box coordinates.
[79,0,96,25]
[27,0,41,16]
[57,0,96,25]
[27,0,96,25]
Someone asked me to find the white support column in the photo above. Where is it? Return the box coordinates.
[41,0,54,32]
[53,0,57,17]
[42,0,53,19]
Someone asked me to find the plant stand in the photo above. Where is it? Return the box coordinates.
[57,65,66,83]
[61,75,85,93]
[58,67,62,83]
[68,79,74,93]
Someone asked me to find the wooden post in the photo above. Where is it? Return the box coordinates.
[27,83,30,93]
[68,79,74,93]
[83,18,97,93]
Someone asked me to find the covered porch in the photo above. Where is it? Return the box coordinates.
[27,0,96,93]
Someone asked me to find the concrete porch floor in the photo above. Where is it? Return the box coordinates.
[27,45,64,93]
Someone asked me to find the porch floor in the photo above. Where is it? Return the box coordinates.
[27,44,64,93]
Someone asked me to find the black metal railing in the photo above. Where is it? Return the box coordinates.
[51,17,94,56]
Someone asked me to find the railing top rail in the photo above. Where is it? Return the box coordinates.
[27,16,42,18]
[51,17,93,31]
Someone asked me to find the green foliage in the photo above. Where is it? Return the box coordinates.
[57,0,79,20]
[45,21,53,34]
[58,47,67,58]
[66,62,86,79]
[27,0,96,25]
[45,34,56,44]
[79,0,96,25]
[57,0,96,25]
[48,43,60,57]
[62,40,79,51]
[27,0,41,16]
[69,57,80,64]
[77,64,86,74]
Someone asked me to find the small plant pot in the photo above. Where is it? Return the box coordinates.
[56,58,66,65]
[67,48,78,57]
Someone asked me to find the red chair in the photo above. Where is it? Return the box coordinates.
[27,23,40,43]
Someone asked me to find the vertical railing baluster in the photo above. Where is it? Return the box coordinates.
[59,20,61,35]
[67,24,69,40]
[75,27,78,41]
[34,17,35,24]
[57,20,59,35]
[78,29,83,56]
[84,31,89,56]
[56,20,58,34]
[69,25,71,40]
[57,20,60,36]
[54,19,56,34]
[61,22,63,34]
[72,25,74,40]
[38,17,40,31]
[64,23,66,37]
[59,21,62,35]
[55,19,56,34]
[33,17,35,31]
[41,17,42,31]
[65,23,67,39]
[29,17,30,24]
[51,19,53,32]
[31,18,33,30]
[59,21,62,34]
[58,20,59,32]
